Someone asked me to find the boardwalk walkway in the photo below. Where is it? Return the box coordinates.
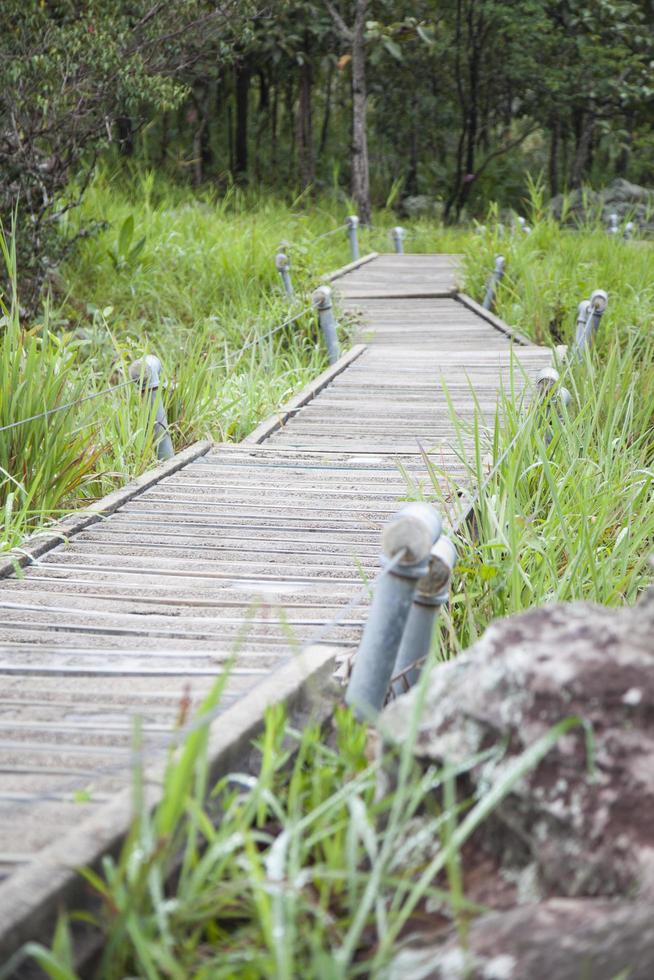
[0,253,551,959]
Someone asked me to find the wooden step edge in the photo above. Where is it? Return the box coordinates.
[243,344,367,444]
[327,252,379,282]
[0,646,341,974]
[455,292,535,348]
[0,441,214,581]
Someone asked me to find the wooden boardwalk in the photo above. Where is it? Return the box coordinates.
[0,253,552,958]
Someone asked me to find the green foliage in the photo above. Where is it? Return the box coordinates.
[0,231,105,550]
[0,0,258,296]
[107,215,146,273]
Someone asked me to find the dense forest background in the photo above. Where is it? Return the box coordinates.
[1,0,653,297]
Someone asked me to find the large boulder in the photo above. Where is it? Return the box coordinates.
[388,899,654,980]
[550,178,654,231]
[380,590,654,901]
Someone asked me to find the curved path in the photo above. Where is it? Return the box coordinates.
[0,253,551,964]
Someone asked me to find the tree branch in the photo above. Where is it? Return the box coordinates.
[324,0,353,43]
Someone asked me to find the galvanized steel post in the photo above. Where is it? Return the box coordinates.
[128,355,174,461]
[312,285,340,364]
[517,215,531,234]
[608,212,619,235]
[346,215,360,262]
[482,255,505,310]
[574,290,608,358]
[623,221,635,241]
[345,503,443,720]
[391,535,457,696]
[275,252,294,299]
[536,367,572,445]
[392,226,406,254]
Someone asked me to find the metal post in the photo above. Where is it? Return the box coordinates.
[391,226,406,254]
[517,215,531,234]
[482,255,505,310]
[275,252,294,299]
[391,535,457,695]
[346,503,443,720]
[608,212,619,235]
[346,215,360,262]
[128,355,174,461]
[536,367,572,445]
[312,285,340,364]
[623,221,635,241]
[574,290,608,358]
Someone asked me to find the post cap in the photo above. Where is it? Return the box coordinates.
[312,285,332,310]
[129,354,162,390]
[416,535,457,597]
[589,289,608,314]
[392,226,406,239]
[275,252,290,272]
[346,215,359,229]
[559,386,572,409]
[381,503,442,566]
[536,366,560,388]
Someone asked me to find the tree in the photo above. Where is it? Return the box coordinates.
[0,0,257,300]
[326,0,372,224]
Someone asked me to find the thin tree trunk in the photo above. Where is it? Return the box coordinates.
[548,116,560,197]
[570,112,594,188]
[296,54,314,191]
[406,92,419,196]
[271,80,279,178]
[234,62,250,180]
[158,111,169,166]
[116,116,134,156]
[351,0,371,224]
[319,61,335,158]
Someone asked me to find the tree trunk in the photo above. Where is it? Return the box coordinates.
[351,0,371,224]
[234,62,250,180]
[116,116,134,156]
[569,111,594,188]
[271,81,279,178]
[319,61,335,158]
[406,96,419,197]
[548,115,560,197]
[296,54,314,191]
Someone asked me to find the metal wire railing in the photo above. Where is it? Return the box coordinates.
[0,379,138,435]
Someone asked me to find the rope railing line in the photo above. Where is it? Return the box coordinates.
[0,550,406,813]
[0,304,315,435]
[208,304,315,371]
[0,379,138,436]
[312,225,347,242]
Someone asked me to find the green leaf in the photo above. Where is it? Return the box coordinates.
[117,215,134,258]
[382,37,403,61]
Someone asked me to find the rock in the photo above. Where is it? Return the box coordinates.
[399,196,441,219]
[389,899,654,980]
[550,178,654,232]
[380,591,654,901]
